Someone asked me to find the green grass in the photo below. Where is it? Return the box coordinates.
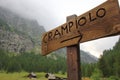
[0,71,67,80]
[0,72,98,80]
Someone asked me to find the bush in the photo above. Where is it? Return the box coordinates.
[7,59,22,73]
[90,68,103,80]
[108,76,120,80]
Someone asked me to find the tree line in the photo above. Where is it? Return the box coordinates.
[0,50,66,73]
[0,37,120,79]
[0,48,96,76]
[98,38,120,78]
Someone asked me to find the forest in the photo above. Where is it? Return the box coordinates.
[0,37,120,80]
[0,50,66,73]
[98,37,120,78]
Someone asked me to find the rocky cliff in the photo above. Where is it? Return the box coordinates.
[51,48,98,63]
[0,7,45,53]
[0,7,98,63]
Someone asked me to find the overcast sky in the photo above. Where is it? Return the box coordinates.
[0,0,119,58]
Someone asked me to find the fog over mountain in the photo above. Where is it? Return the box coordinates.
[0,7,98,63]
[0,0,108,30]
[0,0,119,57]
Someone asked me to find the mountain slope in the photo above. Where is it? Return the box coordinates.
[50,49,98,63]
[80,50,98,63]
[0,7,98,63]
[98,38,120,77]
[0,7,45,53]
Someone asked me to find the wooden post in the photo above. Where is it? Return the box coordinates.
[67,15,81,80]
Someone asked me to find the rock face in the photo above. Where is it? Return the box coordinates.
[52,48,98,63]
[0,28,34,53]
[0,7,98,63]
[0,7,45,53]
[80,50,98,63]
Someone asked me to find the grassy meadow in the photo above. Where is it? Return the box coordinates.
[0,72,91,80]
[0,72,67,80]
[0,71,114,80]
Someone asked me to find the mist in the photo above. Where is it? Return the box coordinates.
[0,0,119,57]
[0,0,59,30]
[0,0,109,30]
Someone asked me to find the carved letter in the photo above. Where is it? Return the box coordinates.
[78,17,87,26]
[89,13,97,22]
[53,30,61,39]
[96,8,106,18]
[43,34,47,43]
[61,25,68,35]
[48,32,53,41]
[68,21,74,32]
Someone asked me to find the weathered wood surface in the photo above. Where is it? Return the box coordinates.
[67,15,81,80]
[42,0,120,55]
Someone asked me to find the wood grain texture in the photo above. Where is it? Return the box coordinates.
[41,0,120,55]
[76,0,120,43]
[67,15,81,80]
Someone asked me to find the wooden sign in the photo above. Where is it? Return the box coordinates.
[42,0,120,55]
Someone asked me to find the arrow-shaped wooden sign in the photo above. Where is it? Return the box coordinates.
[42,0,120,55]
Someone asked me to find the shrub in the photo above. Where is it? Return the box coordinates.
[108,76,119,80]
[90,68,103,80]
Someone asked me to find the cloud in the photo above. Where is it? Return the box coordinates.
[0,0,107,30]
[0,0,58,29]
[81,36,120,58]
[0,0,119,57]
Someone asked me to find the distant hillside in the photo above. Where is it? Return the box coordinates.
[81,50,98,63]
[98,37,120,77]
[50,48,98,63]
[0,7,45,53]
[0,6,98,63]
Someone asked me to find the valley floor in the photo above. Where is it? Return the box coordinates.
[0,72,67,80]
[0,72,115,80]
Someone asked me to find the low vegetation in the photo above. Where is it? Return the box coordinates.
[0,72,66,80]
[0,38,119,80]
[0,50,67,73]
